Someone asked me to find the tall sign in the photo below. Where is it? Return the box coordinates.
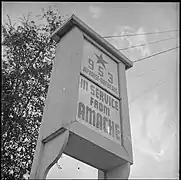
[30,15,133,179]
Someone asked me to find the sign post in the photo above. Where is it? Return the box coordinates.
[30,14,133,179]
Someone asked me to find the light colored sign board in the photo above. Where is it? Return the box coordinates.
[81,39,119,98]
[76,75,121,145]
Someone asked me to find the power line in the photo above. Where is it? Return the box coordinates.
[118,37,177,51]
[133,46,179,63]
[103,29,179,39]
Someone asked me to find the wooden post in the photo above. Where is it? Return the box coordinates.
[98,162,130,179]
[30,129,69,179]
[30,25,83,179]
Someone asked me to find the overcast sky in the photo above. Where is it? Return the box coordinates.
[2,2,179,179]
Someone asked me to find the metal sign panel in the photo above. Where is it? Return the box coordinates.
[76,75,121,145]
[81,39,119,98]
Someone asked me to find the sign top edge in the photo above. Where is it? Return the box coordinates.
[50,14,133,70]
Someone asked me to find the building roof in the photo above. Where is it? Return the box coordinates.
[50,14,133,70]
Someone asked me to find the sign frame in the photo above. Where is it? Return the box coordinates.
[61,32,133,170]
[30,14,133,179]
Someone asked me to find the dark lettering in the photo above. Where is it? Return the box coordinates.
[96,113,102,129]
[109,120,114,137]
[86,106,96,125]
[78,102,85,120]
[94,99,98,109]
[115,124,120,140]
[99,102,103,112]
[96,88,99,99]
[112,99,115,109]
[104,106,110,116]
[103,117,108,133]
[80,77,88,91]
[90,97,94,106]
[90,84,95,96]
[104,93,108,104]
[99,90,104,102]
[88,58,94,70]
[98,66,104,77]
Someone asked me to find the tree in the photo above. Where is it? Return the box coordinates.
[1,6,67,179]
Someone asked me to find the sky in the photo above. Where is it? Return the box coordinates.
[2,2,179,179]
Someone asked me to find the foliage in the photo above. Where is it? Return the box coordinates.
[1,6,66,179]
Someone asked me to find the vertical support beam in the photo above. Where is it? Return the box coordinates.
[98,169,105,179]
[98,162,130,179]
[118,62,133,162]
[30,26,84,179]
[30,130,69,179]
[105,162,130,179]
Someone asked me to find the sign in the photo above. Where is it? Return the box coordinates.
[76,75,121,145]
[81,39,119,98]
[30,15,133,179]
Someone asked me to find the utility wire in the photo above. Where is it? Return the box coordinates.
[132,46,179,63]
[103,29,179,39]
[118,36,177,51]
